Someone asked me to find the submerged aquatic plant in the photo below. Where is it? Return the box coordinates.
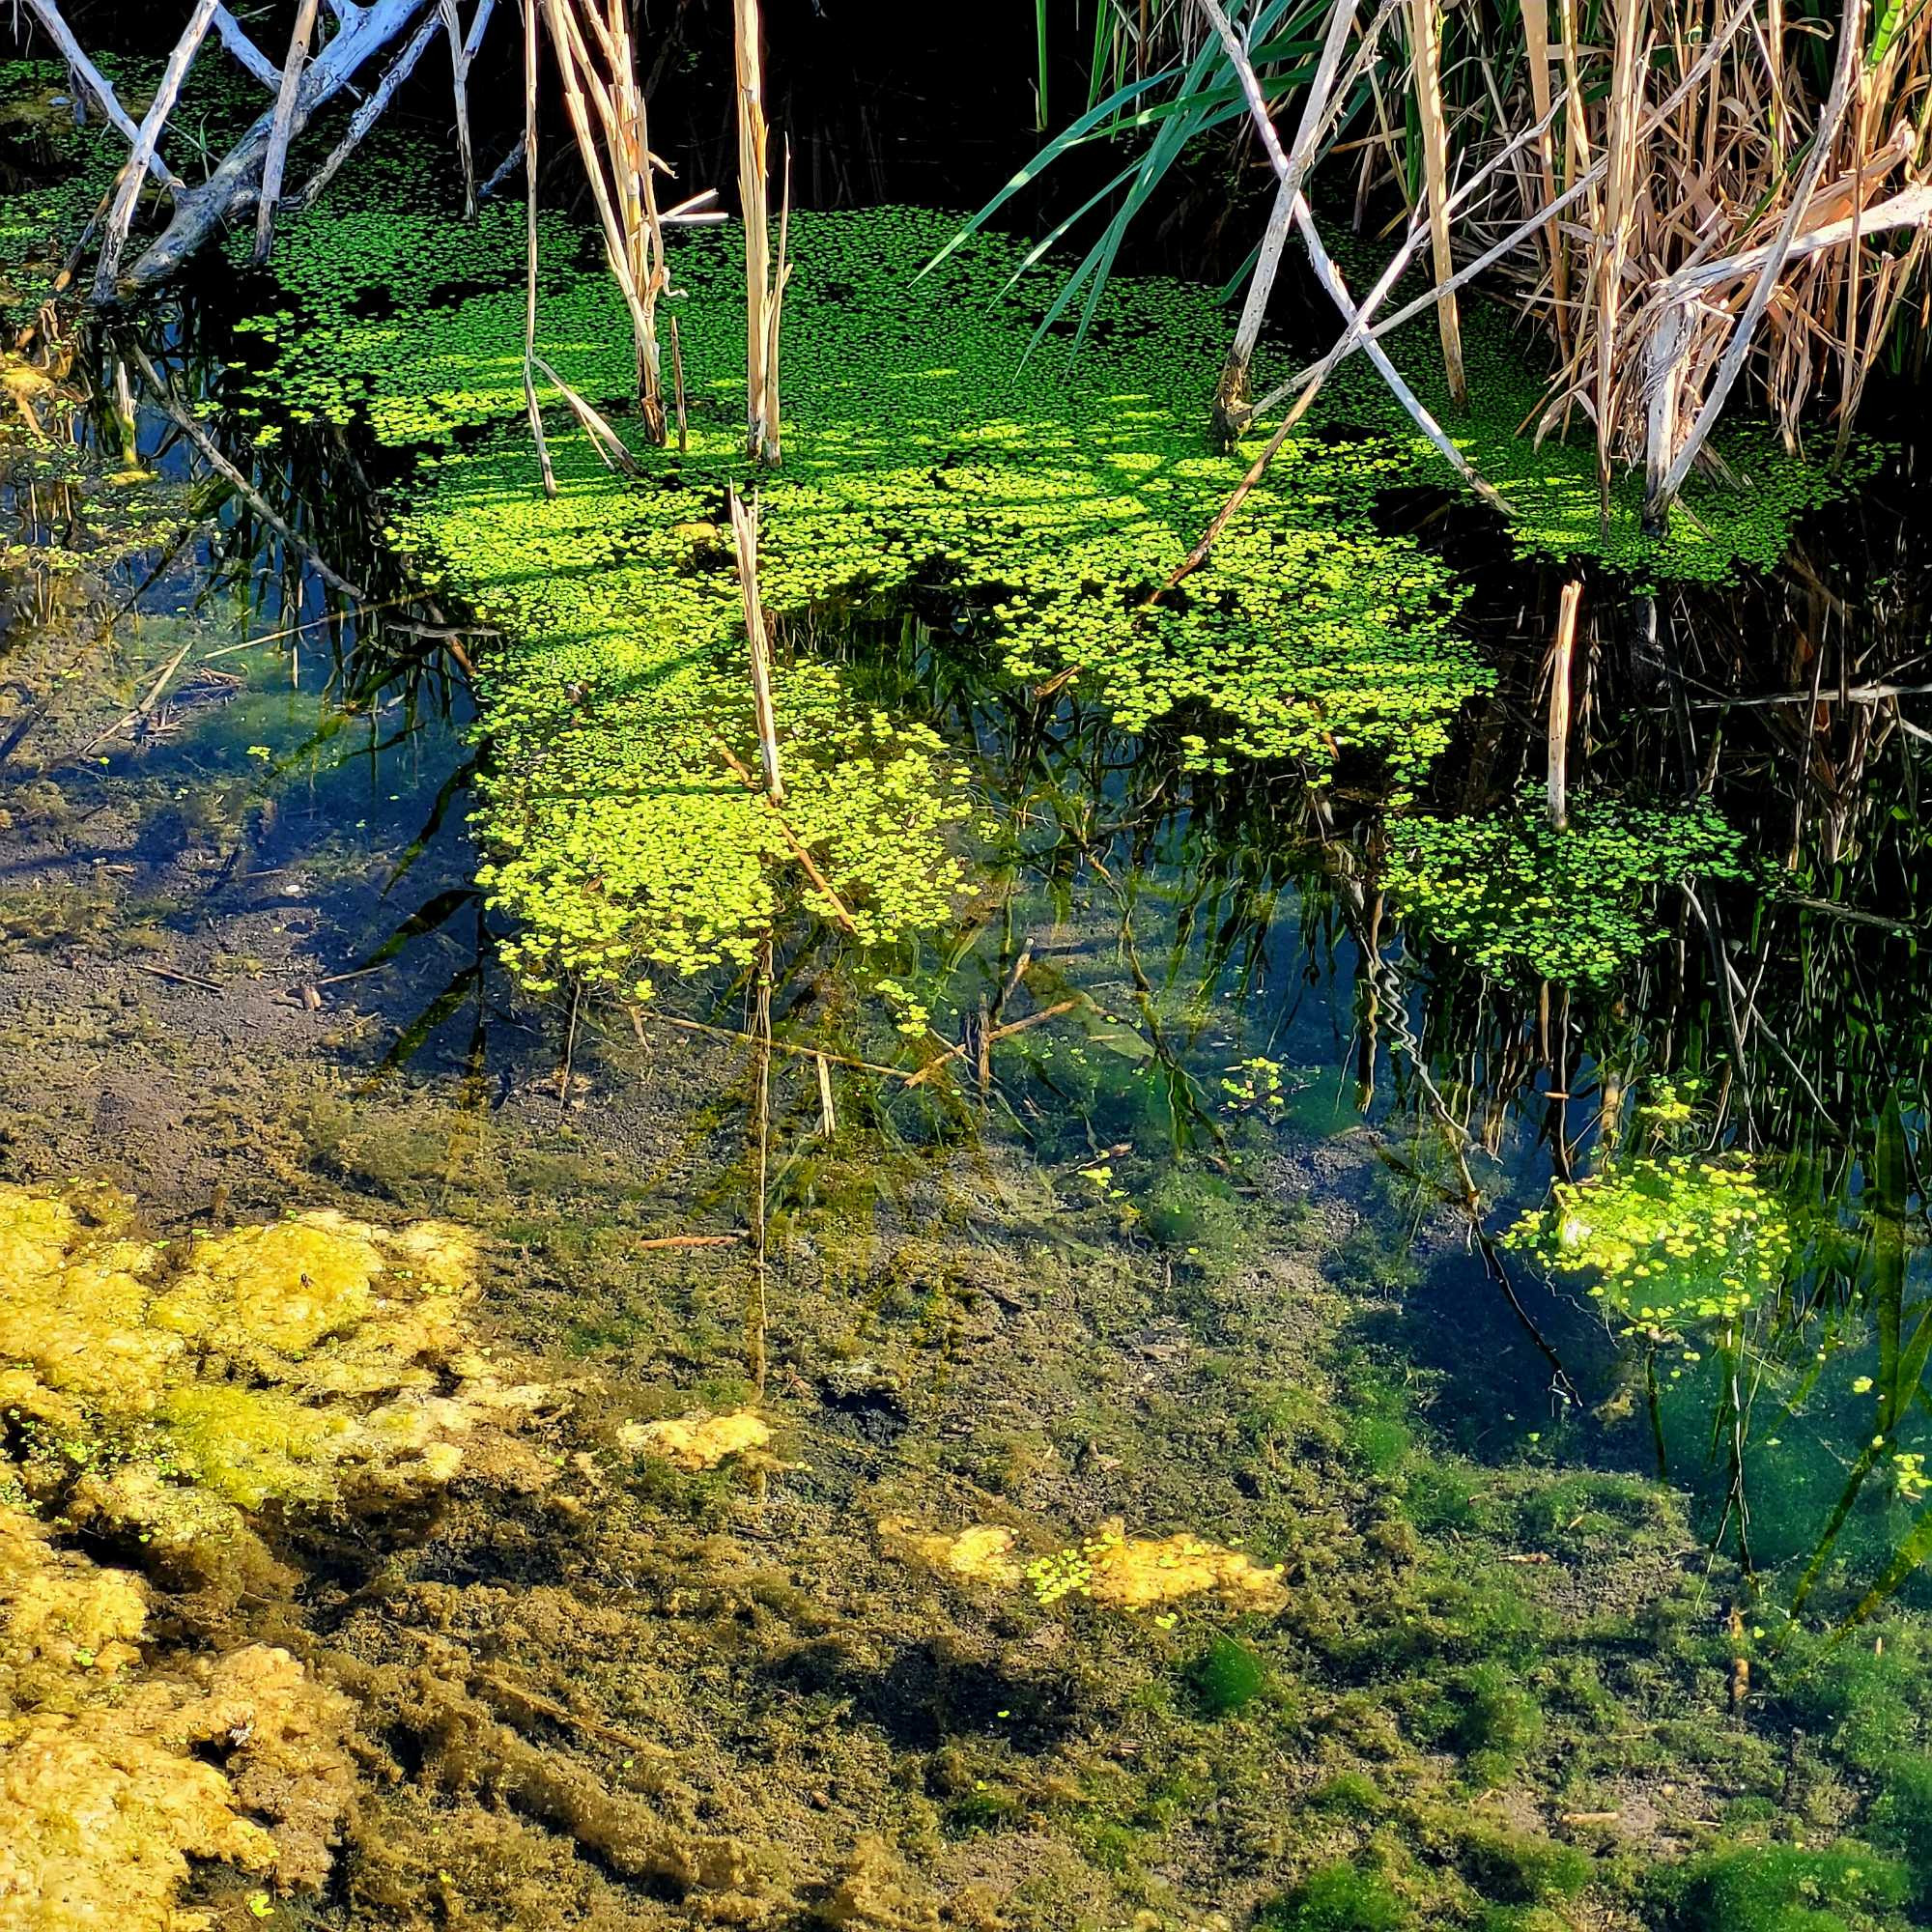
[617,1409,771,1470]
[1383,790,1747,985]
[0,1511,356,1928]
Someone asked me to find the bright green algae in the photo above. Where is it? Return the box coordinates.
[243,202,1492,988]
[1382,790,1748,984]
[240,199,1853,991]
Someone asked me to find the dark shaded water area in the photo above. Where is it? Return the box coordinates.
[5,180,1932,1932]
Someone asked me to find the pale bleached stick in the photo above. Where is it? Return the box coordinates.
[1650,0,1866,525]
[22,0,178,185]
[93,0,222,300]
[255,0,324,263]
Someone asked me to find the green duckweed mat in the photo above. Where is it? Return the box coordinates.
[238,195,1864,994]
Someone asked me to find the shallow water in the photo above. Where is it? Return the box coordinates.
[4,196,1932,1929]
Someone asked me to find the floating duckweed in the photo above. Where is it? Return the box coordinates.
[245,202,1507,986]
[1503,1154,1795,1329]
[1383,789,1747,983]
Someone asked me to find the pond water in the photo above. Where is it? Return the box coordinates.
[4,114,1932,1932]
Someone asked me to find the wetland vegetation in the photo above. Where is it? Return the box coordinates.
[1,3,1929,1928]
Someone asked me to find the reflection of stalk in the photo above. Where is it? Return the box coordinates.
[1708,1323,1757,1580]
[748,935,774,1397]
[729,488,783,803]
[1644,1346,1668,1478]
[1547,581,1580,831]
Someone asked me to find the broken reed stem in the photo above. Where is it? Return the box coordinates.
[1208,0,1367,441]
[528,353,639,474]
[1175,0,1504,596]
[1405,0,1466,407]
[728,487,784,803]
[763,141,792,464]
[606,0,670,442]
[93,0,221,301]
[1649,0,1867,526]
[1548,579,1582,831]
[735,0,780,465]
[747,935,774,1398]
[538,0,668,442]
[814,1052,837,1138]
[714,740,864,936]
[255,0,322,264]
[522,0,556,498]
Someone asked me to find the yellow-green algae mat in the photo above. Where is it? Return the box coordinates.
[237,200,1859,998]
[0,1181,548,1926]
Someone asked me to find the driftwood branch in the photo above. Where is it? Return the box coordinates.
[255,0,324,263]
[121,0,443,295]
[21,0,179,185]
[92,0,221,300]
[296,4,447,213]
[212,4,283,88]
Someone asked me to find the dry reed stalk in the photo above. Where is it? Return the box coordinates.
[538,0,669,441]
[1194,0,1507,507]
[728,487,784,803]
[761,143,792,463]
[1547,579,1581,829]
[93,0,221,300]
[735,0,781,465]
[255,0,322,263]
[715,741,864,935]
[1210,0,1367,441]
[1518,0,1567,354]
[1406,0,1466,405]
[437,0,488,217]
[1590,0,1646,515]
[1647,0,1868,527]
